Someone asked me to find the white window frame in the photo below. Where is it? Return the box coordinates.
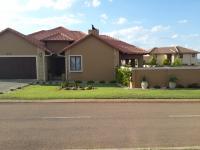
[68,55,83,72]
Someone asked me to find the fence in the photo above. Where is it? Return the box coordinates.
[132,67,200,88]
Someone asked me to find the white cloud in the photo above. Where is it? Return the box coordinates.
[0,0,82,33]
[0,14,83,33]
[151,25,170,32]
[105,25,173,48]
[0,0,76,13]
[178,19,188,24]
[171,34,179,39]
[100,13,108,23]
[100,14,108,20]
[115,17,127,25]
[108,0,113,2]
[85,0,101,7]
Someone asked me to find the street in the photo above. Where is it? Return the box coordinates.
[0,102,200,150]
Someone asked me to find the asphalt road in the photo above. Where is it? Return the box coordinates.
[0,102,200,150]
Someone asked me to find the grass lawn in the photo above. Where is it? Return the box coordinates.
[0,84,200,100]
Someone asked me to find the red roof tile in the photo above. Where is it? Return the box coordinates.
[43,32,74,41]
[29,26,86,41]
[150,46,199,54]
[99,35,147,54]
[62,33,147,54]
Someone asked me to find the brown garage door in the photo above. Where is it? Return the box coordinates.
[0,57,36,79]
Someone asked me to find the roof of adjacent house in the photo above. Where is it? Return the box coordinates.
[28,26,86,41]
[0,28,51,52]
[150,46,199,54]
[62,33,147,54]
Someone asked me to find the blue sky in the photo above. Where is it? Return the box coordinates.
[1,0,200,52]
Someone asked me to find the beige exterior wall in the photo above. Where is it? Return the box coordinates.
[132,67,200,88]
[46,41,70,53]
[0,31,46,80]
[145,54,168,65]
[65,36,119,81]
[156,54,167,65]
[181,54,197,65]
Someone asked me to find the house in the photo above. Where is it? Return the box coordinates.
[145,46,199,66]
[0,26,147,81]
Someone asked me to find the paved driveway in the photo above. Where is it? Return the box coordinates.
[0,80,34,93]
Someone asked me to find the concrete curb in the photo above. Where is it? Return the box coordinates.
[0,99,200,103]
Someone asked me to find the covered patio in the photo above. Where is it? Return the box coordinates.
[119,53,145,68]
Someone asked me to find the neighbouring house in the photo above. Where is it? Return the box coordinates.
[144,46,199,66]
[0,26,147,81]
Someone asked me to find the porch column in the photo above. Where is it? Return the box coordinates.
[138,56,144,68]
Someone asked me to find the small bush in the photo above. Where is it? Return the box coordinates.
[74,80,82,88]
[173,58,182,66]
[141,76,147,82]
[149,57,157,66]
[60,81,69,89]
[75,80,82,84]
[87,80,95,84]
[110,80,117,84]
[99,80,106,84]
[163,59,171,66]
[187,83,199,88]
[176,84,185,88]
[116,67,132,86]
[85,85,94,90]
[154,85,161,89]
[169,76,178,82]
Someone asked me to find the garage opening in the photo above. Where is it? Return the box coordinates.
[0,57,37,79]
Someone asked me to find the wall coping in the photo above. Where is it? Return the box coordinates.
[133,66,200,70]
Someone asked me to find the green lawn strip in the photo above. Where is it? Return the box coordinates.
[0,84,200,100]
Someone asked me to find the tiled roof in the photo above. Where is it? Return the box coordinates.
[28,26,86,41]
[176,46,199,54]
[0,28,51,53]
[99,35,147,54]
[43,32,74,41]
[62,33,147,54]
[150,46,199,54]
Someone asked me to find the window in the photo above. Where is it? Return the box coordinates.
[179,54,183,58]
[69,55,82,72]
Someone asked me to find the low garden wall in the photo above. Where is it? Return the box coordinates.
[132,67,200,88]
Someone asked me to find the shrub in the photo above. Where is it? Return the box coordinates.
[60,81,69,89]
[149,57,157,66]
[87,80,95,84]
[99,80,106,84]
[169,76,178,83]
[85,85,94,90]
[173,58,182,66]
[141,76,147,82]
[187,83,199,88]
[116,67,132,86]
[110,80,117,84]
[75,80,82,88]
[163,59,171,66]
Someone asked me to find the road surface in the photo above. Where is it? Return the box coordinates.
[0,102,200,150]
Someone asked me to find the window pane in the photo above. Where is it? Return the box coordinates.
[75,56,81,71]
[70,56,76,71]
